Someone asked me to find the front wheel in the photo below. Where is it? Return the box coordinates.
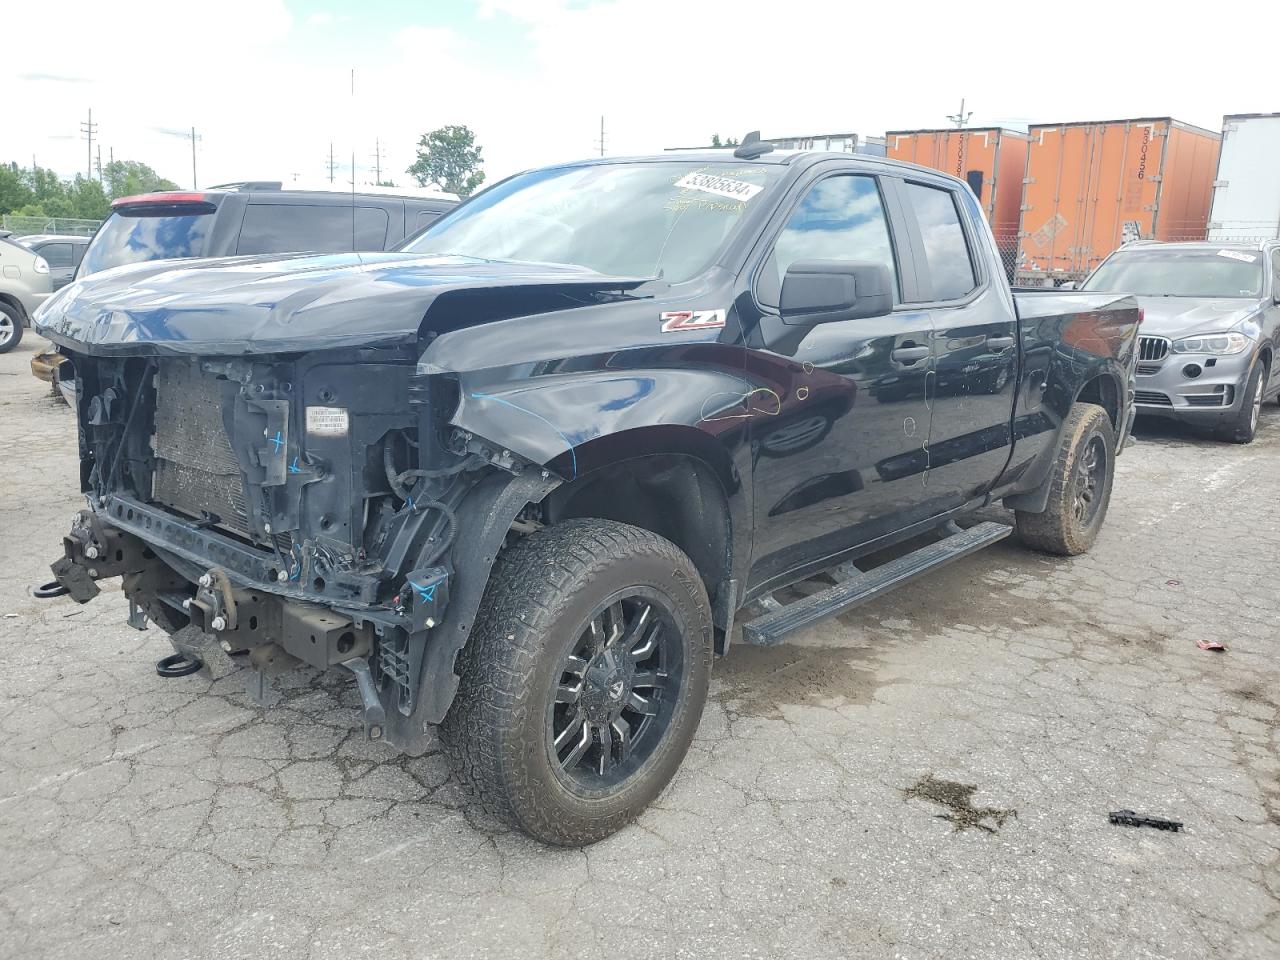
[0,303,23,354]
[441,518,712,845]
[1015,402,1116,556]
[1215,361,1265,444]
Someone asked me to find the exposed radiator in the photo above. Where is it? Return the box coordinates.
[151,360,285,549]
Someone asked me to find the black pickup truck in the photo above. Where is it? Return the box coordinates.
[33,138,1140,845]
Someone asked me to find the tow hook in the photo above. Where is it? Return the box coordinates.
[156,651,204,678]
[342,657,386,741]
[33,581,71,599]
[188,568,238,634]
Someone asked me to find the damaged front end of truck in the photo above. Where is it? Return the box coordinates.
[32,253,647,752]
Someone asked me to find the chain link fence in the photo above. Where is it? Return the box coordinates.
[1,215,102,237]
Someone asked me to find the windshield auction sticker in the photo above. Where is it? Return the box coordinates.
[674,172,763,202]
[1217,249,1257,262]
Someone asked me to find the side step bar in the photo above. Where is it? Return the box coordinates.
[740,521,1012,647]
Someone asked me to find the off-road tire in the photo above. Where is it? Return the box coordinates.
[1015,402,1115,556]
[1215,361,1265,444]
[0,302,23,354]
[440,518,713,845]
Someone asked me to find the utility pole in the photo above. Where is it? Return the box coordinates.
[947,98,973,129]
[595,116,607,157]
[371,137,385,185]
[80,109,97,180]
[95,145,103,181]
[327,141,337,184]
[188,127,199,189]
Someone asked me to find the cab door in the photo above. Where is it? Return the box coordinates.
[898,178,1018,509]
[744,171,938,593]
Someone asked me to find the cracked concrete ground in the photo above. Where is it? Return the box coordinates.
[1,334,1277,960]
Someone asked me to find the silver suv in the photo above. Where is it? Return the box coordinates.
[1081,241,1280,443]
[0,235,53,353]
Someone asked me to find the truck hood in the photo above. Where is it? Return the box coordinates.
[1134,296,1260,339]
[33,251,649,356]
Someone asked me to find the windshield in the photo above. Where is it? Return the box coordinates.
[80,210,215,277]
[1084,248,1264,298]
[403,161,782,283]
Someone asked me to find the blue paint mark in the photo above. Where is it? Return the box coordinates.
[412,582,437,604]
[288,456,301,475]
[469,391,578,480]
[270,431,285,452]
[405,495,415,511]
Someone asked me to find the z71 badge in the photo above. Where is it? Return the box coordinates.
[660,309,727,333]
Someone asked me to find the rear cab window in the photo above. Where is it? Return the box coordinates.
[901,182,978,301]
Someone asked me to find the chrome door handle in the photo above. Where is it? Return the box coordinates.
[986,336,1016,349]
[891,346,930,363]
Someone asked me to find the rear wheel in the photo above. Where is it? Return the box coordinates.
[1015,402,1115,556]
[1215,361,1264,444]
[0,303,23,354]
[441,518,712,845]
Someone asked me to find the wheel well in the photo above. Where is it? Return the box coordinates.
[1076,374,1121,429]
[544,453,731,603]
[1260,346,1273,375]
[0,293,26,320]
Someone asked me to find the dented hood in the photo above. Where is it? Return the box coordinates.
[33,251,648,356]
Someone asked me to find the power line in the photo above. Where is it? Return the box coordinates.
[80,109,97,181]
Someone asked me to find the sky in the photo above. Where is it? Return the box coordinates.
[2,0,1277,193]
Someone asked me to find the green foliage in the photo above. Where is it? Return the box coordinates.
[103,160,178,200]
[407,125,485,197]
[708,134,740,148]
[0,163,33,213]
[0,158,177,222]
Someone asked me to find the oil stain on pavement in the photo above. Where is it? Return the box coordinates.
[902,774,1017,833]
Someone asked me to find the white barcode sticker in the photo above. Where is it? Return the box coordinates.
[306,406,349,437]
[1216,249,1257,262]
[674,172,763,203]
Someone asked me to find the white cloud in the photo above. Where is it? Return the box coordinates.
[0,0,1271,196]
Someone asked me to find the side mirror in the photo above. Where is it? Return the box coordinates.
[1058,280,1077,290]
[779,260,893,327]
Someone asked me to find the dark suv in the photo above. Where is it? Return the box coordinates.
[78,182,457,278]
[33,184,456,398]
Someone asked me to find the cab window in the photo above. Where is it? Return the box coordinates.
[902,182,977,301]
[768,175,899,304]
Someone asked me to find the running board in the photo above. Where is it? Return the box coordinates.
[740,521,1012,646]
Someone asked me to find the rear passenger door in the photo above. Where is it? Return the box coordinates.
[898,177,1017,509]
[37,242,77,289]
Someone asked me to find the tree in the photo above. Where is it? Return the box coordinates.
[0,163,33,213]
[103,160,178,200]
[407,125,485,197]
[709,134,740,148]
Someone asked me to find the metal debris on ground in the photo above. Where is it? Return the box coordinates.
[1109,810,1183,832]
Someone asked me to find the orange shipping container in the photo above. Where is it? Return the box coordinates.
[1016,118,1220,284]
[887,127,1029,253]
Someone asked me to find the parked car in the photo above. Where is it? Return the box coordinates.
[32,142,1140,844]
[0,234,53,353]
[31,182,457,396]
[1081,240,1280,442]
[19,235,89,290]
